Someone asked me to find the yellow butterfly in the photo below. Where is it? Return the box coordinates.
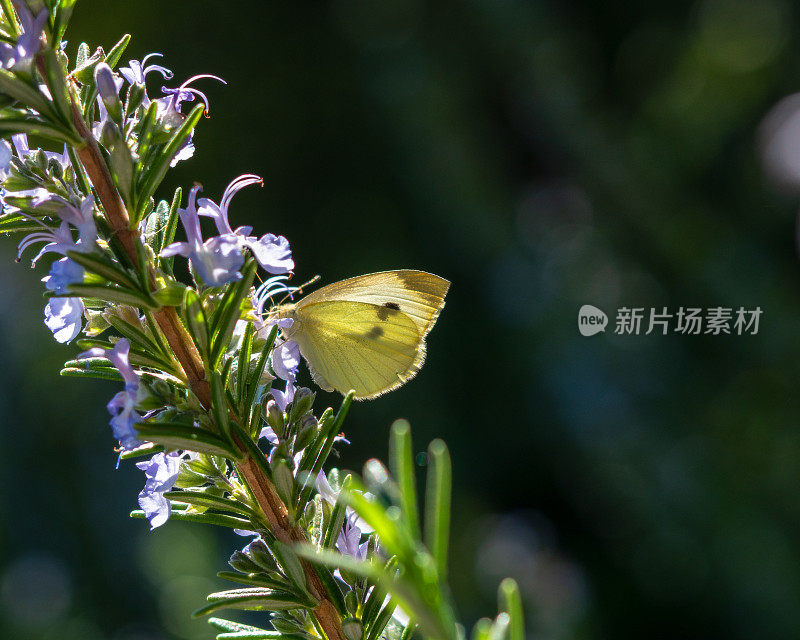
[271,270,450,400]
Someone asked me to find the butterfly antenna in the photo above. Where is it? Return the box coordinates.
[277,274,321,305]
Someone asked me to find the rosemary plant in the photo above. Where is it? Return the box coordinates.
[0,2,524,639]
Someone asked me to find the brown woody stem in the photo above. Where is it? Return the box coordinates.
[69,102,344,640]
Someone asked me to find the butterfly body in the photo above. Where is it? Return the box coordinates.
[272,270,449,400]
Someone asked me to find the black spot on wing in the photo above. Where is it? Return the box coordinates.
[376,302,401,321]
[366,326,384,339]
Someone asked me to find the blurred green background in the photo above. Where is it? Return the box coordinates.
[3,0,800,638]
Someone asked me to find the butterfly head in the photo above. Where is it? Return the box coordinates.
[265,303,299,337]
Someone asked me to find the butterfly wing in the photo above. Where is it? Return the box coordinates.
[296,270,450,338]
[291,299,427,399]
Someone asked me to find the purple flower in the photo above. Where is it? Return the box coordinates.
[258,423,303,467]
[156,74,225,166]
[197,174,259,236]
[11,133,27,157]
[42,256,83,294]
[44,297,84,343]
[136,451,184,529]
[160,185,244,286]
[107,389,143,451]
[80,338,139,387]
[119,53,173,106]
[0,139,11,182]
[17,194,96,341]
[5,134,70,177]
[337,513,368,560]
[16,194,97,264]
[272,340,300,382]
[271,379,296,412]
[197,174,295,275]
[247,234,294,275]
[16,218,74,264]
[0,2,47,72]
[157,73,226,120]
[77,339,143,451]
[48,194,97,248]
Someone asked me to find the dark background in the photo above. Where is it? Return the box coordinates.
[2,0,800,638]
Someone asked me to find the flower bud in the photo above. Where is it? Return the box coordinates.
[33,148,47,171]
[270,617,303,634]
[98,120,117,148]
[342,618,364,640]
[94,62,118,100]
[94,62,122,122]
[294,418,316,452]
[266,399,285,433]
[272,459,295,507]
[288,387,315,423]
[229,550,261,574]
[303,498,318,525]
[125,81,146,113]
[344,591,359,617]
[47,156,64,180]
[246,539,277,572]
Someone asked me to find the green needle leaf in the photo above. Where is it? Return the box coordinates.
[135,423,240,459]
[210,259,257,367]
[193,588,316,617]
[60,366,121,382]
[105,33,132,69]
[498,579,524,640]
[209,370,231,442]
[271,541,308,594]
[1,0,19,35]
[0,116,81,145]
[66,250,141,291]
[65,283,156,309]
[41,46,73,126]
[216,572,292,591]
[236,321,254,405]
[208,617,301,639]
[471,619,492,640]
[424,439,451,580]
[390,419,421,541]
[183,288,210,359]
[0,70,56,119]
[119,442,165,460]
[131,509,252,530]
[165,490,258,519]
